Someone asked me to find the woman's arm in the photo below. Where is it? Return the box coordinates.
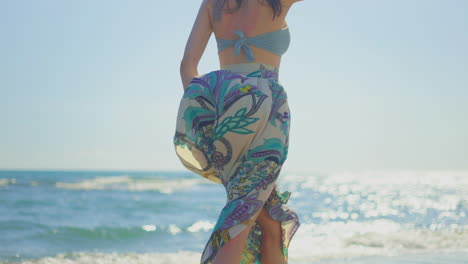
[180,0,213,91]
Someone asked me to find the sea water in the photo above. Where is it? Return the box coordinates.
[1,169,467,264]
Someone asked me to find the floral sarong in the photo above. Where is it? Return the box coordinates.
[173,62,300,264]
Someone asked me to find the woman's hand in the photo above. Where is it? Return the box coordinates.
[182,77,195,92]
[181,68,199,91]
[181,57,204,91]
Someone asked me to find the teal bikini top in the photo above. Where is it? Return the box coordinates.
[216,27,290,62]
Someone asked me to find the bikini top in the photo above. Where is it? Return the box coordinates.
[215,27,290,62]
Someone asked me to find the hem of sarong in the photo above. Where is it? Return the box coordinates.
[279,217,301,260]
[200,183,276,264]
[200,217,257,264]
[200,193,301,264]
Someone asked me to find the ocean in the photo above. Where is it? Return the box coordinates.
[1,169,467,264]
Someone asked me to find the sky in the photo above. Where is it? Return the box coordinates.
[1,0,467,174]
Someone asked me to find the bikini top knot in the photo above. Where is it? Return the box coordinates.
[232,31,255,62]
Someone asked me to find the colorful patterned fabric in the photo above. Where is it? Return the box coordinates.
[173,63,300,264]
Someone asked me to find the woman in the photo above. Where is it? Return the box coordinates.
[174,0,303,263]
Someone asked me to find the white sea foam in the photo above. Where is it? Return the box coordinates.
[168,224,182,235]
[5,247,468,264]
[0,178,16,186]
[141,225,156,232]
[187,220,215,233]
[139,221,214,234]
[7,251,200,264]
[55,176,212,193]
[288,219,468,263]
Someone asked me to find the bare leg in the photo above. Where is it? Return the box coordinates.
[212,210,261,264]
[257,207,287,264]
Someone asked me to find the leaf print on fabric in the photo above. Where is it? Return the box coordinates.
[213,107,259,140]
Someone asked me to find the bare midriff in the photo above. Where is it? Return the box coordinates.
[218,45,283,68]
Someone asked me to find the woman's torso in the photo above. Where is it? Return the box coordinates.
[207,0,295,69]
